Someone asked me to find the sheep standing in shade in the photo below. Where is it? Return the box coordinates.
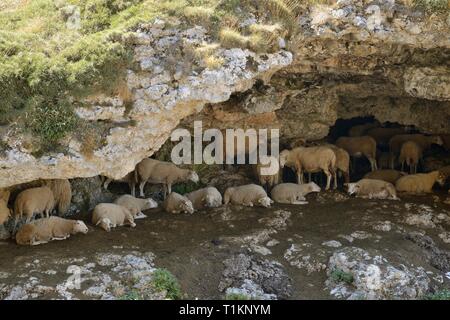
[135,159,199,198]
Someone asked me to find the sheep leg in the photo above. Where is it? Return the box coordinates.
[296,170,304,184]
[139,181,146,197]
[167,184,172,196]
[130,181,136,197]
[324,170,331,191]
[103,178,112,191]
[333,171,338,190]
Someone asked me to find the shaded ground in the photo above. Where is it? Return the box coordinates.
[0,190,449,300]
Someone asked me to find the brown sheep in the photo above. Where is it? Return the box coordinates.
[335,136,377,172]
[389,134,443,158]
[92,203,136,232]
[135,159,199,198]
[13,187,55,232]
[15,217,88,246]
[102,171,137,197]
[253,155,280,192]
[324,144,350,187]
[348,122,380,137]
[367,127,407,146]
[279,146,336,190]
[363,169,406,185]
[0,189,11,225]
[398,141,422,174]
[163,192,195,214]
[223,184,273,207]
[43,179,72,215]
[395,171,446,194]
[345,179,398,200]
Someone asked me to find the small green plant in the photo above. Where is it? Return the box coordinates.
[411,0,449,13]
[225,293,251,300]
[119,289,144,300]
[330,269,354,284]
[219,27,249,48]
[424,289,450,300]
[151,268,182,300]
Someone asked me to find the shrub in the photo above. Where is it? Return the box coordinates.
[330,268,354,284]
[425,289,450,300]
[151,268,182,300]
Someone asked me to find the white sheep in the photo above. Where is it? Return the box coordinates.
[13,186,55,231]
[92,203,136,232]
[345,179,398,200]
[0,189,11,226]
[163,192,195,214]
[102,171,137,196]
[224,184,273,207]
[135,159,199,198]
[185,187,222,210]
[363,169,406,185]
[113,194,158,219]
[335,136,378,171]
[395,171,446,194]
[15,216,88,246]
[279,146,336,190]
[271,182,321,204]
[398,141,422,174]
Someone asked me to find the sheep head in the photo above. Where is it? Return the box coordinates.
[258,196,273,208]
[307,182,321,193]
[344,182,359,195]
[97,218,113,232]
[188,171,199,183]
[73,220,88,234]
[279,150,290,168]
[436,171,446,186]
[143,198,158,210]
[431,135,444,146]
[181,199,194,214]
[204,194,221,208]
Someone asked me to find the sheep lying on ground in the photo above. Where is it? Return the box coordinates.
[16,216,88,246]
[345,179,398,200]
[335,136,377,171]
[102,171,137,197]
[185,187,222,210]
[398,141,422,174]
[44,179,72,215]
[395,171,446,194]
[0,190,11,225]
[224,184,273,207]
[271,182,321,204]
[163,192,194,214]
[92,203,136,232]
[348,122,380,137]
[135,159,199,198]
[14,187,55,231]
[367,127,407,146]
[113,194,158,219]
[363,169,406,185]
[254,156,280,191]
[280,146,336,190]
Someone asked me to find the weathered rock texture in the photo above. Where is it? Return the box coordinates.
[0,1,449,187]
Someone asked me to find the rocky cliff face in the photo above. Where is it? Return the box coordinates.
[1,1,449,188]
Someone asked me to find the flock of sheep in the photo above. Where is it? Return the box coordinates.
[0,121,449,246]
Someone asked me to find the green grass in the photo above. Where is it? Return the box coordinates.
[409,0,449,13]
[151,268,182,300]
[330,268,354,284]
[424,289,450,300]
